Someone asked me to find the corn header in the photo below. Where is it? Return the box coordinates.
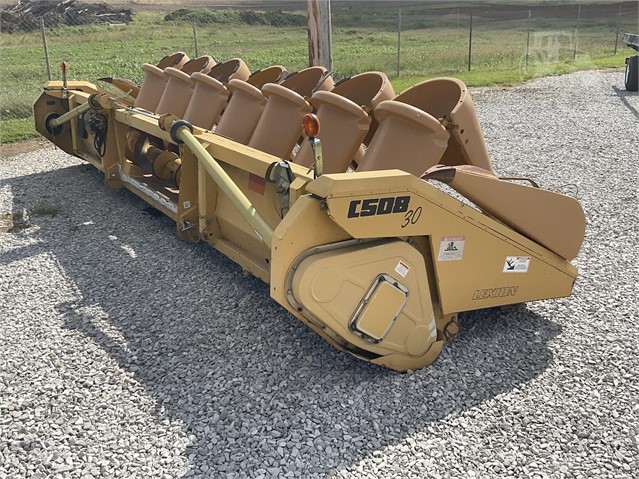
[33,54,585,371]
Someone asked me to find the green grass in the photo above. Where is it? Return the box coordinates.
[391,53,632,91]
[0,118,39,144]
[1,5,636,143]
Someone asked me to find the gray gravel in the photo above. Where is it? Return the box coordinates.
[1,69,638,479]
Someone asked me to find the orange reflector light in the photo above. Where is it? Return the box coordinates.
[60,62,67,73]
[302,113,320,138]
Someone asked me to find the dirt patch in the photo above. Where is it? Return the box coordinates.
[0,211,33,233]
[0,138,51,159]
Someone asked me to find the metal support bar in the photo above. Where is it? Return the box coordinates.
[47,93,112,128]
[310,138,323,178]
[162,117,274,248]
[48,101,92,128]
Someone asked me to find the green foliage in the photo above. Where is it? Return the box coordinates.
[164,9,242,25]
[238,10,307,27]
[164,8,306,28]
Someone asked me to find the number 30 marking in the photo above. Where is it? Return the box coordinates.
[402,206,422,228]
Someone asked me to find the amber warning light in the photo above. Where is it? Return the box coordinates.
[302,113,320,138]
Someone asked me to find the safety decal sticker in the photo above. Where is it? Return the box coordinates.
[394,260,410,278]
[437,236,465,261]
[503,256,531,273]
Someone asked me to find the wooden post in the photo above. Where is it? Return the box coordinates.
[307,0,333,72]
[468,14,473,72]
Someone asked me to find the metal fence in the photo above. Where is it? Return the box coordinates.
[1,1,637,143]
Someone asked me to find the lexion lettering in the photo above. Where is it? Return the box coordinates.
[472,286,518,300]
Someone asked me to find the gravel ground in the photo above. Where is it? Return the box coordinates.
[1,70,638,479]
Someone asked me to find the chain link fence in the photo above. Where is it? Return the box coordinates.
[332,2,637,77]
[1,0,637,143]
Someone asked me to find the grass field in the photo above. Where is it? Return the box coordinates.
[1,2,637,143]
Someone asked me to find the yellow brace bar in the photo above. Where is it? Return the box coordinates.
[160,115,275,249]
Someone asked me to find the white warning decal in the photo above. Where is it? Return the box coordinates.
[437,236,465,261]
[503,256,530,273]
[395,260,410,278]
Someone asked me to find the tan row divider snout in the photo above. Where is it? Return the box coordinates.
[423,165,586,260]
[357,101,450,176]
[247,83,313,158]
[295,91,371,173]
[134,55,214,113]
[183,59,251,130]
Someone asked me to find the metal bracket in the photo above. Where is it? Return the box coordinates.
[265,160,295,216]
[304,138,323,179]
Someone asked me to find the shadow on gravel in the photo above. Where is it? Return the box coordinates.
[612,86,639,120]
[1,165,561,476]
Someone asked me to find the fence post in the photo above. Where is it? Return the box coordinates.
[396,9,401,77]
[192,18,199,58]
[306,0,333,71]
[573,4,581,61]
[457,10,460,31]
[525,10,531,67]
[468,14,473,72]
[40,18,52,81]
[614,5,620,55]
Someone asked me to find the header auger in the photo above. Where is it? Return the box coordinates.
[33,54,585,371]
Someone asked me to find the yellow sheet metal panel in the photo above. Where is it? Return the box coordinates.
[290,240,437,359]
[305,171,578,314]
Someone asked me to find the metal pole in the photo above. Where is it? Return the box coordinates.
[468,14,473,72]
[457,10,460,31]
[614,5,620,55]
[40,18,52,81]
[48,101,93,128]
[573,4,581,61]
[192,18,199,58]
[396,9,401,77]
[526,10,531,67]
[47,94,114,130]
